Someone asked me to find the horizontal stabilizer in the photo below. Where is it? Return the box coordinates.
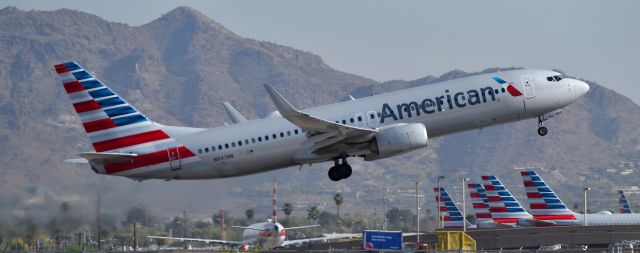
[78,152,138,163]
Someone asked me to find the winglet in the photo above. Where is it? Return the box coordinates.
[264,84,299,118]
[222,102,247,123]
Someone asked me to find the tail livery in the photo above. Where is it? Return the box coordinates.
[434,187,471,229]
[520,170,577,221]
[619,190,634,214]
[54,62,197,177]
[481,175,532,224]
[467,183,492,223]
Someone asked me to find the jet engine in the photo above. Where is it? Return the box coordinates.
[364,123,428,161]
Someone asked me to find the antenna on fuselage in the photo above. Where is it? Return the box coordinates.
[272,179,277,223]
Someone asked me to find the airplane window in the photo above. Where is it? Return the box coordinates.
[198,149,203,154]
[547,76,553,81]
[218,145,222,150]
[555,75,562,81]
[205,147,209,153]
[252,138,256,143]
[232,142,236,147]
[258,137,262,142]
[280,132,284,138]
[212,146,216,151]
[225,143,229,149]
[245,139,249,145]
[335,121,339,123]
[265,135,269,141]
[342,120,346,124]
[501,88,506,93]
[350,118,354,123]
[358,116,362,121]
[272,134,277,139]
[238,141,242,146]
[294,129,299,135]
[287,131,291,136]
[370,114,375,119]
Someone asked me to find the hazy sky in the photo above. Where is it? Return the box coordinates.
[5,0,640,104]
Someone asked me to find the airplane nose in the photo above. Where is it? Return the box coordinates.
[574,80,590,98]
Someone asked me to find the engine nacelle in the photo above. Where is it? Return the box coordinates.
[365,123,428,161]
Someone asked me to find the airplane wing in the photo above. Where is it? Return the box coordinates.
[264,84,377,155]
[284,224,320,230]
[223,102,248,123]
[147,236,243,246]
[280,233,361,247]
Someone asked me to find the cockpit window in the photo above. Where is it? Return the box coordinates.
[547,75,563,82]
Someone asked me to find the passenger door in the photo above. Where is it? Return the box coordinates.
[521,75,535,99]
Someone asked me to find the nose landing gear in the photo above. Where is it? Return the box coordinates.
[328,157,352,181]
[538,116,548,136]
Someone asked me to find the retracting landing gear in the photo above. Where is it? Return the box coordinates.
[537,116,548,136]
[328,157,352,181]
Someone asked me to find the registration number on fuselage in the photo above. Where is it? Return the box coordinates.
[213,154,234,162]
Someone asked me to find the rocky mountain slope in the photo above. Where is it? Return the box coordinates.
[1,6,639,220]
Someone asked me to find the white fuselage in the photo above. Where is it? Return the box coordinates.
[95,69,589,179]
[241,221,286,249]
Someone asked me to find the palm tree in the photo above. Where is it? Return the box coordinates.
[307,206,320,222]
[245,209,254,223]
[333,193,344,219]
[282,203,293,221]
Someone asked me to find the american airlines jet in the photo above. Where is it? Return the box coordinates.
[521,170,640,225]
[618,190,634,214]
[54,62,589,181]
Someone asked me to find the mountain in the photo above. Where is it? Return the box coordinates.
[1,6,639,220]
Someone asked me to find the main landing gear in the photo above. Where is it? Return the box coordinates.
[328,157,352,181]
[537,116,548,136]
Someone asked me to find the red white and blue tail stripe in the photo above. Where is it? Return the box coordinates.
[481,175,532,224]
[619,190,634,214]
[520,170,577,221]
[54,62,197,176]
[434,187,471,229]
[467,183,492,223]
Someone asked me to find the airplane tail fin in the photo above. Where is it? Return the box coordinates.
[520,170,577,221]
[434,187,471,229]
[467,183,492,223]
[54,62,196,175]
[481,175,532,225]
[619,190,634,214]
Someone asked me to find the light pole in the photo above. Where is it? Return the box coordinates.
[437,176,445,230]
[584,187,591,226]
[416,181,420,245]
[462,177,470,233]
[383,183,388,230]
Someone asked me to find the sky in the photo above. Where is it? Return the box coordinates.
[4,0,640,104]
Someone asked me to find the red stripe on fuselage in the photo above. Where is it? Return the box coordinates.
[534,215,576,220]
[104,146,195,174]
[63,81,84,93]
[83,118,117,133]
[54,64,69,74]
[92,130,170,152]
[73,100,101,113]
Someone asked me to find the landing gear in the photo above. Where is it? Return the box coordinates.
[537,116,548,136]
[328,157,352,181]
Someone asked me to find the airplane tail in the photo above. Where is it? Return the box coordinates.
[54,62,196,175]
[520,170,577,221]
[481,175,532,225]
[467,183,492,223]
[619,190,634,214]
[434,187,471,229]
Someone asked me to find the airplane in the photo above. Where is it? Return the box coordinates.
[467,182,522,228]
[148,181,355,250]
[54,62,589,181]
[479,175,554,227]
[618,190,634,214]
[434,187,472,229]
[521,170,640,225]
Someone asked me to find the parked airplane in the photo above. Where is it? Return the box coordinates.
[480,175,554,227]
[54,62,589,181]
[434,187,472,229]
[148,181,352,250]
[618,190,634,214]
[521,170,640,225]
